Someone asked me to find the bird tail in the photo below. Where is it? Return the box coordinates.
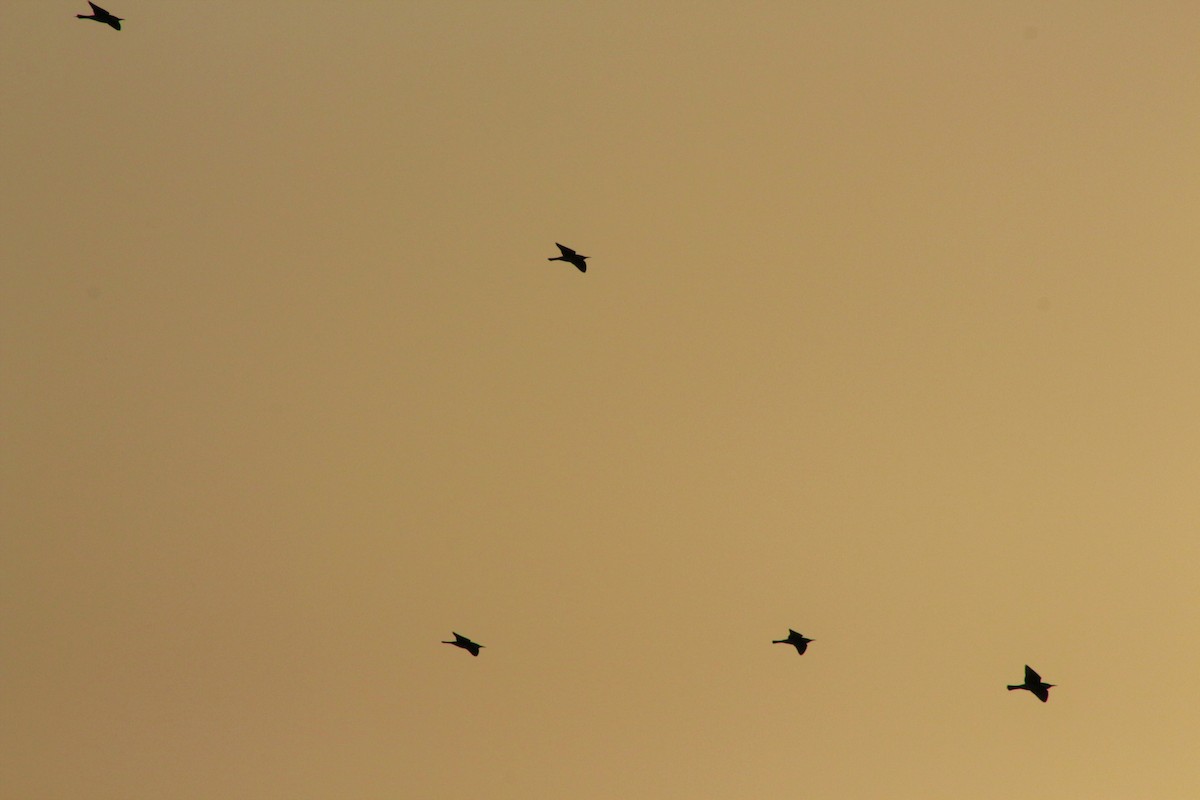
[1007,685,1022,691]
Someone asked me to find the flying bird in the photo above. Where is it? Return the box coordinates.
[548,243,588,273]
[77,2,122,30]
[1008,664,1054,702]
[772,629,814,655]
[442,632,484,657]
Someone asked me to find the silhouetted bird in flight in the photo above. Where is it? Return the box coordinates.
[442,632,484,657]
[548,243,588,273]
[1008,664,1054,702]
[773,629,814,655]
[77,2,122,30]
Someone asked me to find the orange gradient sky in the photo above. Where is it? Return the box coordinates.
[3,2,1199,798]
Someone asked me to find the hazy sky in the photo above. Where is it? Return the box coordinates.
[3,2,1199,798]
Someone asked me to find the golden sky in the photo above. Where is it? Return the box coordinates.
[3,2,1199,798]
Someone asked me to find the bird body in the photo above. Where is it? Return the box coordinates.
[77,1,122,29]
[548,243,588,272]
[773,629,814,655]
[442,632,484,656]
[1008,664,1054,702]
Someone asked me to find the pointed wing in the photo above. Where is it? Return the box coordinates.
[89,1,108,13]
[1032,685,1050,702]
[573,259,586,273]
[1024,665,1042,684]
[555,243,578,258]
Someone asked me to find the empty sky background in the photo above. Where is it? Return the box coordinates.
[3,2,1199,798]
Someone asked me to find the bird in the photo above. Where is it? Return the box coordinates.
[442,632,484,657]
[548,243,588,273]
[772,629,814,655]
[1008,664,1054,702]
[77,2,122,30]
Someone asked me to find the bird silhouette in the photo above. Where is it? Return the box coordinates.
[772,629,814,655]
[442,632,484,657]
[77,2,122,30]
[548,243,588,273]
[1008,664,1054,702]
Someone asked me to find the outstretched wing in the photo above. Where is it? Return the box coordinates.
[1031,684,1050,702]
[555,243,578,258]
[1024,665,1042,684]
[89,1,108,13]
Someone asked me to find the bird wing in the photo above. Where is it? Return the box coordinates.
[89,1,108,13]
[556,243,577,258]
[1032,685,1050,702]
[573,260,586,273]
[1025,665,1042,683]
[793,641,808,654]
